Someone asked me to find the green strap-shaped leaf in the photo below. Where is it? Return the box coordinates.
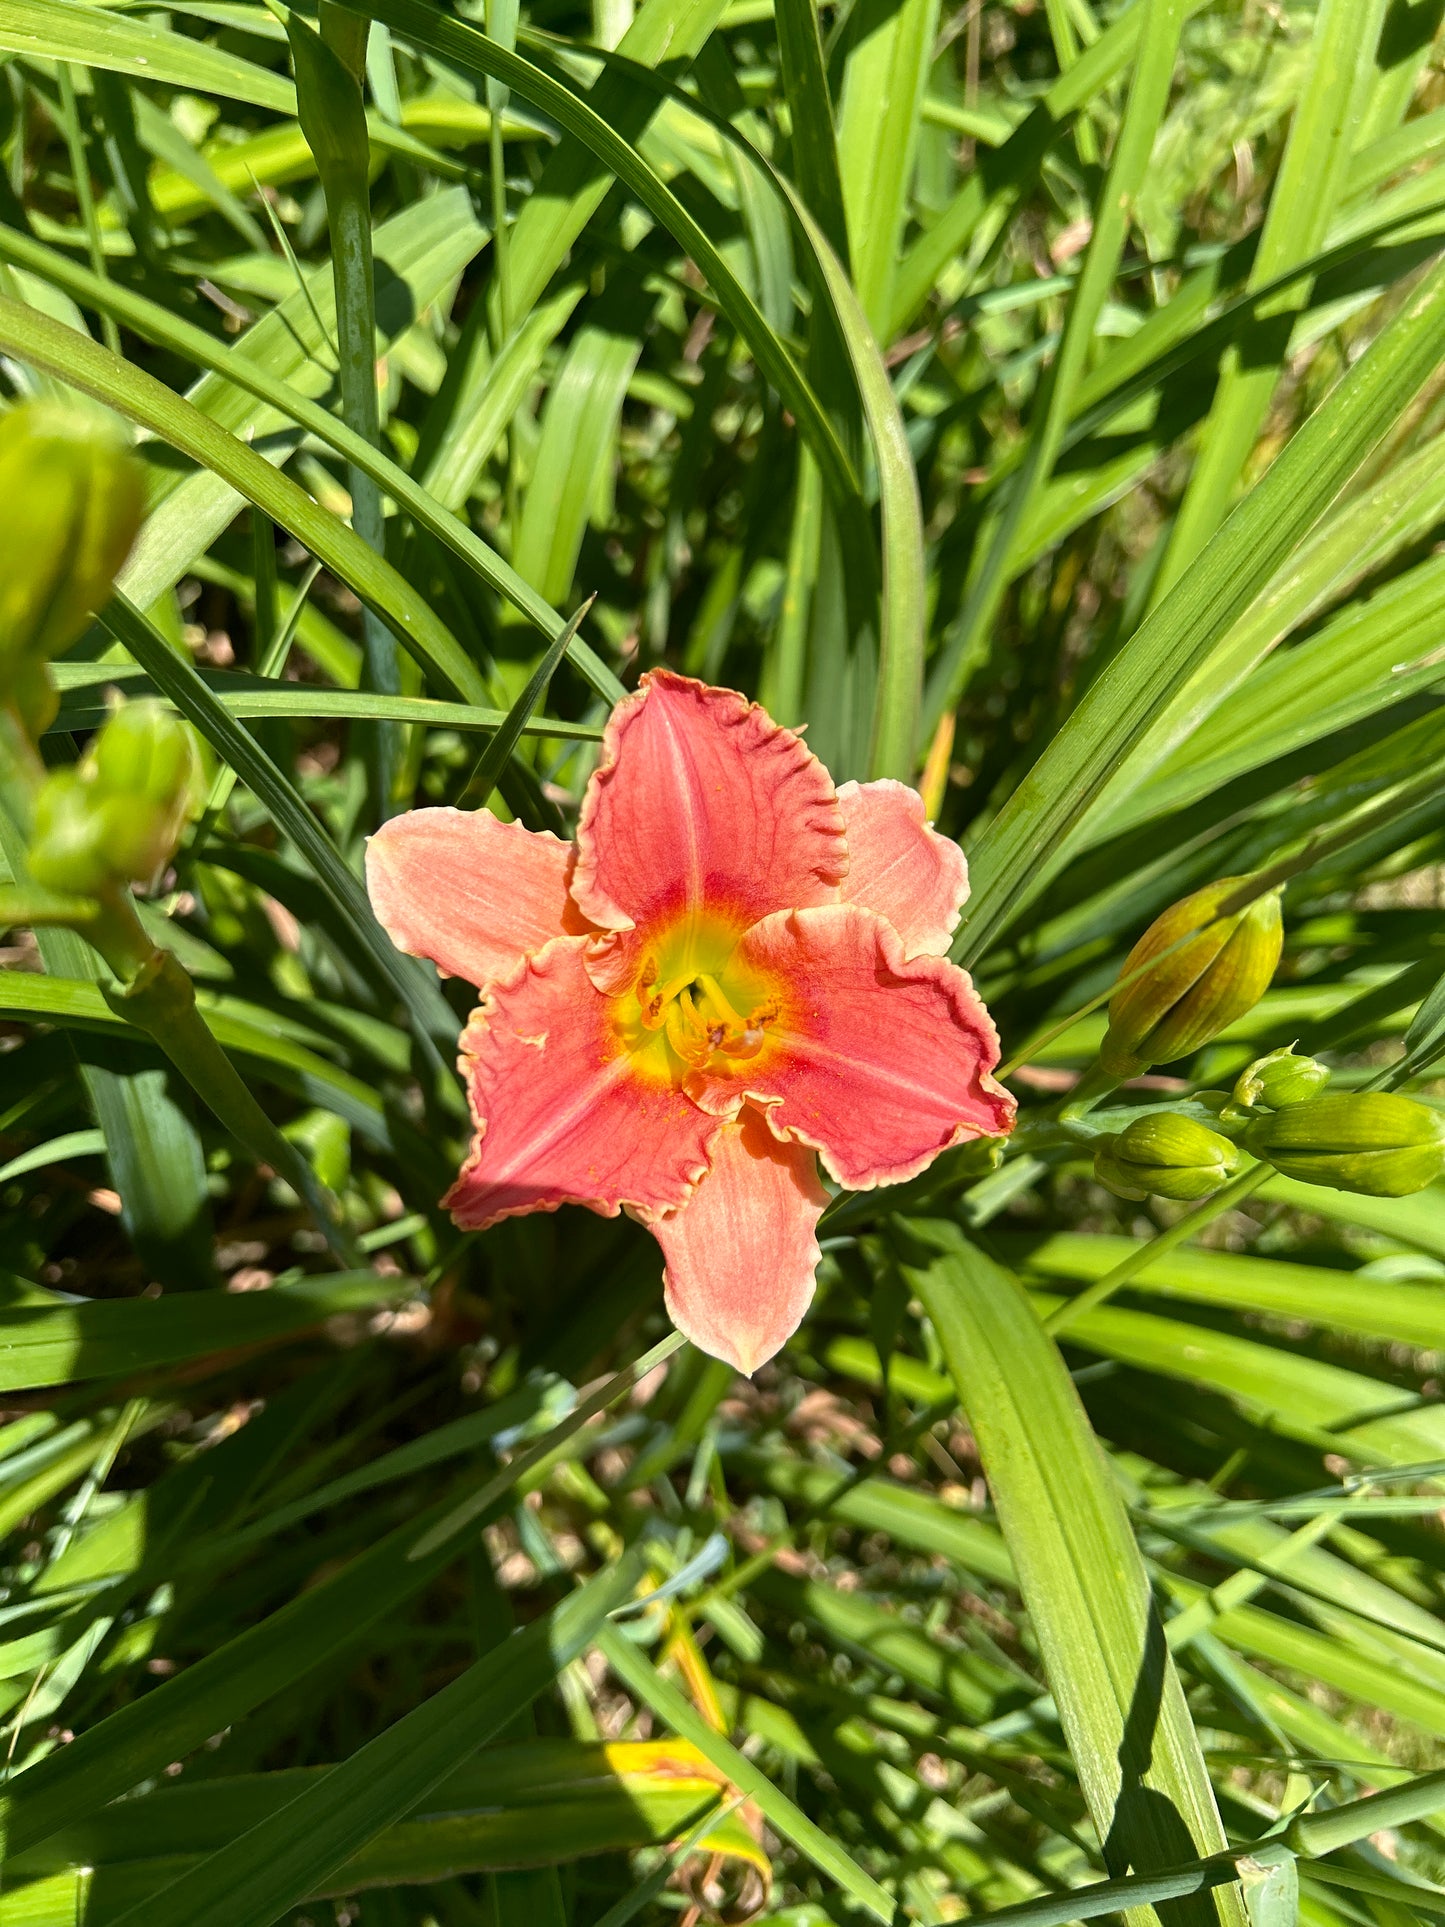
[105,1559,639,1927]
[899,1219,1246,1927]
[1153,0,1391,597]
[0,297,484,705]
[48,662,603,740]
[955,245,1445,965]
[595,1623,897,1923]
[0,972,391,1145]
[834,0,939,335]
[779,188,926,782]
[0,0,296,108]
[0,225,624,706]
[0,1273,408,1393]
[100,593,456,1056]
[510,304,646,608]
[923,0,1188,726]
[344,0,860,513]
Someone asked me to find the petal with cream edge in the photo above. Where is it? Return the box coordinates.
[836,779,969,959]
[688,904,1015,1189]
[367,808,591,989]
[646,1105,827,1376]
[571,670,847,935]
[445,937,718,1230]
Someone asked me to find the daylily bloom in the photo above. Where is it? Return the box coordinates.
[367,672,1014,1373]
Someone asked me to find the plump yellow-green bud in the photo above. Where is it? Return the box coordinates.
[0,403,144,669]
[27,701,199,896]
[1245,1093,1445,1198]
[1100,878,1283,1078]
[26,768,114,894]
[1094,1113,1244,1201]
[1233,1048,1330,1112]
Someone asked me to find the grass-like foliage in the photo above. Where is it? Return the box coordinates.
[4,0,1445,1921]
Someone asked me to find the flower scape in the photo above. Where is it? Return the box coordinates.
[367,670,1015,1372]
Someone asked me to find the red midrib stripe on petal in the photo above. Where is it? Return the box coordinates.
[654,686,706,927]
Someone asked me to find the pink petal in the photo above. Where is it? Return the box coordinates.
[645,1105,827,1375]
[836,779,970,960]
[366,807,591,989]
[571,671,847,935]
[444,937,718,1231]
[688,905,1015,1189]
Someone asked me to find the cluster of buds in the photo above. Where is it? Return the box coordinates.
[28,699,201,897]
[0,401,145,737]
[0,403,200,909]
[1093,1054,1445,1204]
[1090,889,1444,1203]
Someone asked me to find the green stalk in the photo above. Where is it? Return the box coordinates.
[90,921,362,1268]
[923,0,1187,730]
[1150,0,1387,601]
[54,66,121,357]
[0,720,358,1267]
[486,0,517,338]
[290,6,400,826]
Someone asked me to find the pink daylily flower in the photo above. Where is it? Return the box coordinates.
[366,672,1014,1373]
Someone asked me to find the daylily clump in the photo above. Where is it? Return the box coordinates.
[367,672,1014,1372]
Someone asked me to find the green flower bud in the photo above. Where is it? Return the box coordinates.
[1095,1113,1244,1202]
[25,702,199,898]
[0,403,145,681]
[93,701,200,882]
[1100,878,1283,1078]
[27,769,113,895]
[1245,1094,1445,1198]
[1233,1047,1330,1112]
[92,699,199,809]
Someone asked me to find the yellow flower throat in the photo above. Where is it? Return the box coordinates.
[636,960,774,1069]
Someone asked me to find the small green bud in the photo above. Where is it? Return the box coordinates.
[1233,1048,1330,1112]
[1246,1093,1445,1198]
[0,404,145,685]
[92,701,200,882]
[1100,878,1283,1078]
[25,701,199,898]
[92,699,199,808]
[27,769,113,895]
[1095,1112,1244,1202]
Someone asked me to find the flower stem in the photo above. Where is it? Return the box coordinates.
[92,934,362,1268]
[0,730,360,1268]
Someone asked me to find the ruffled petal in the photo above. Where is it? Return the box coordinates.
[645,1106,827,1375]
[367,807,590,989]
[445,937,718,1230]
[836,779,969,959]
[571,671,847,935]
[687,905,1015,1189]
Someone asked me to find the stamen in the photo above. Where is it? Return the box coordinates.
[693,974,749,1031]
[630,959,776,1070]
